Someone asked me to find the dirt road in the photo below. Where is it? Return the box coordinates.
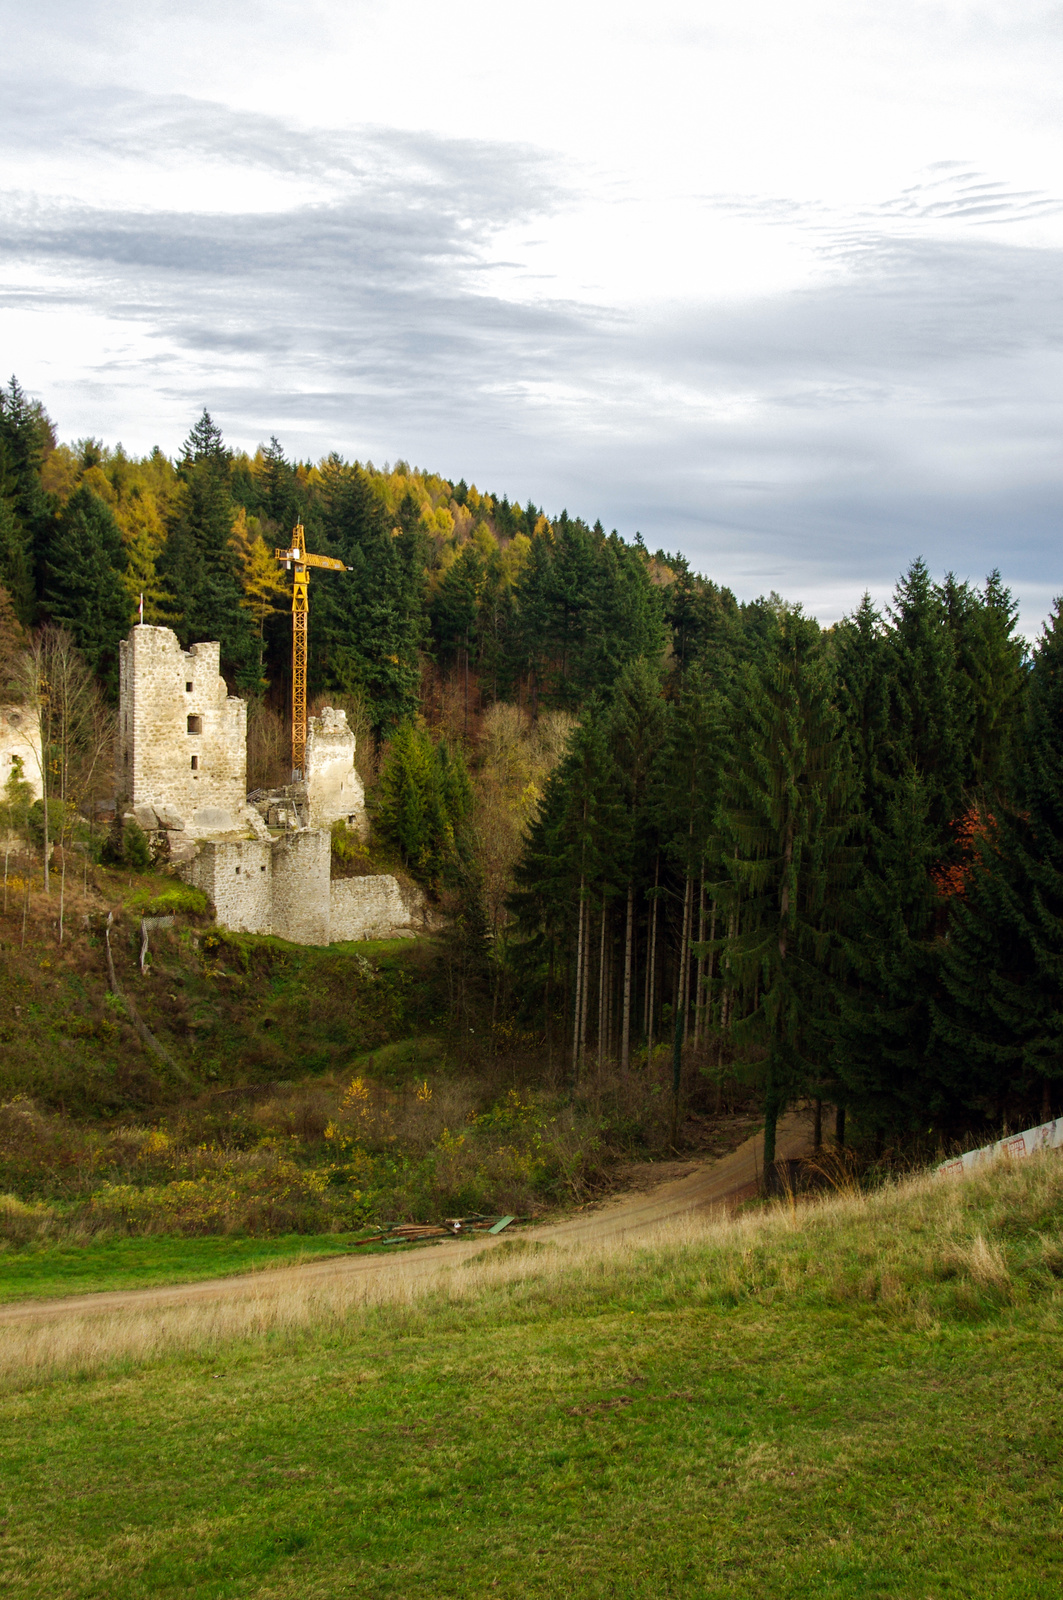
[0,1111,814,1328]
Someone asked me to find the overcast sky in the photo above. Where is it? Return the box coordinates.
[2,1,1061,630]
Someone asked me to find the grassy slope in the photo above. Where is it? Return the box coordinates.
[0,1234,379,1303]
[1,1158,1061,1597]
[0,864,442,1117]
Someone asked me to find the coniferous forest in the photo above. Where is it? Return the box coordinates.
[1,376,1059,1161]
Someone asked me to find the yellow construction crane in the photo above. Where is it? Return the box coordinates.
[274,524,351,779]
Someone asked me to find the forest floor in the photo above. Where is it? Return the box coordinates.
[0,1147,1060,1597]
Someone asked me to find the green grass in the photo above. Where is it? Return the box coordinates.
[1,1157,1061,1597]
[0,1233,376,1303]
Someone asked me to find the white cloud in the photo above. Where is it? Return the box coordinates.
[0,0,1061,633]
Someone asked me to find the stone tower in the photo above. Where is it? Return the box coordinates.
[117,625,247,835]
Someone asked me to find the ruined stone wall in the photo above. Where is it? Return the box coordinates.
[183,839,273,935]
[304,707,367,832]
[329,875,427,941]
[0,706,43,802]
[182,835,428,946]
[271,829,331,945]
[117,626,246,834]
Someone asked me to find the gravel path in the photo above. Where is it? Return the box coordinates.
[0,1110,814,1327]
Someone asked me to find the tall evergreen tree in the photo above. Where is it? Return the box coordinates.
[43,486,131,694]
[313,457,425,731]
[0,376,55,621]
[608,658,666,1071]
[159,413,260,688]
[716,610,853,1165]
[936,600,1063,1124]
[831,563,975,1138]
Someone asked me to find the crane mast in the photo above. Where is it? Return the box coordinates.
[274,524,350,780]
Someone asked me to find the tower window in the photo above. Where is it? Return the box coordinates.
[235,865,241,874]
[187,715,202,734]
[190,755,199,771]
[185,682,193,693]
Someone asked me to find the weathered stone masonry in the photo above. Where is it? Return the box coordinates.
[117,624,425,944]
[183,836,428,945]
[117,627,246,834]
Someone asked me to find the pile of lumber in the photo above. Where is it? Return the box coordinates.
[349,1215,517,1248]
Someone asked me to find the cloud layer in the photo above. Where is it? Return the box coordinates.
[2,12,1062,632]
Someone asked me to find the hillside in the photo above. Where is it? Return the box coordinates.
[0,870,756,1254]
[3,380,1062,1173]
[0,1151,1060,1596]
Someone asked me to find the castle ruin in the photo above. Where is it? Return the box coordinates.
[117,624,424,945]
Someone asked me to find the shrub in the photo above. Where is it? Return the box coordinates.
[26,797,69,849]
[126,884,210,918]
[102,814,152,870]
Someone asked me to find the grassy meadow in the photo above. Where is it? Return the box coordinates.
[1,1154,1061,1597]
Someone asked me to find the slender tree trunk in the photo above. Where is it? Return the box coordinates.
[546,953,554,1076]
[763,1069,781,1175]
[59,846,66,945]
[814,1097,823,1150]
[572,879,585,1086]
[763,823,795,1181]
[606,926,614,1061]
[645,857,659,1064]
[680,874,694,1047]
[620,880,634,1075]
[41,750,49,895]
[598,889,607,1070]
[670,961,684,1149]
[835,1103,846,1148]
[717,898,738,1115]
[693,866,706,1048]
[578,893,590,1077]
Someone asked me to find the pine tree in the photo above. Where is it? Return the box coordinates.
[257,436,300,530]
[159,416,260,688]
[375,724,473,885]
[608,659,666,1071]
[43,486,131,694]
[0,377,55,622]
[314,458,425,731]
[716,610,853,1166]
[937,600,1063,1124]
[831,563,976,1139]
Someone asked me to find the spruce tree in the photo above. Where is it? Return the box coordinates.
[159,414,260,688]
[43,486,131,694]
[937,600,1063,1123]
[716,610,853,1166]
[313,457,425,730]
[0,377,55,622]
[831,563,975,1139]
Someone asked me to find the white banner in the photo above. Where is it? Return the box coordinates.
[937,1115,1063,1176]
